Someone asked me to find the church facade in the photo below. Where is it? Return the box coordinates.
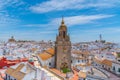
[55,18,71,71]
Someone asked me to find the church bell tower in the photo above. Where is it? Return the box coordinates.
[55,17,71,71]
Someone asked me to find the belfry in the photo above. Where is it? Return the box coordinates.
[55,17,71,71]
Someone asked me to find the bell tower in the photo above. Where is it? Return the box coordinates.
[55,17,71,71]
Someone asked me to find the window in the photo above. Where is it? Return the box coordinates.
[49,63,51,66]
[6,74,7,80]
[63,31,66,38]
[82,54,83,57]
[71,60,72,63]
[102,65,104,67]
[9,76,10,80]
[82,60,83,62]
[113,66,115,71]
[118,68,120,72]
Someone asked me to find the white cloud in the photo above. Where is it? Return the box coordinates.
[50,14,114,29]
[0,0,24,10]
[0,0,24,27]
[24,14,114,30]
[30,0,120,13]
[0,13,20,26]
[51,14,114,26]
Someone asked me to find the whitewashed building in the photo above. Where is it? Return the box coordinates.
[5,62,51,80]
[37,48,55,68]
[112,61,120,76]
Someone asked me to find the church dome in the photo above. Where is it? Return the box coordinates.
[59,25,67,31]
[59,17,67,31]
[8,36,16,42]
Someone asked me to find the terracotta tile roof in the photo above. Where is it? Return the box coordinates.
[51,68,79,80]
[5,64,25,80]
[45,48,55,55]
[72,50,89,55]
[75,57,85,60]
[72,50,82,54]
[50,68,66,77]
[11,71,25,80]
[76,63,91,67]
[31,48,37,51]
[15,64,25,71]
[38,48,55,61]
[102,59,112,67]
[38,52,52,61]
[78,71,86,78]
[0,76,3,80]
[94,58,102,64]
[69,69,79,80]
[5,68,14,75]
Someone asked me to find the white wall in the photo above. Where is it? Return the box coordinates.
[112,62,120,75]
[38,56,55,68]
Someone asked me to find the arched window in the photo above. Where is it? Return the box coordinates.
[63,31,66,38]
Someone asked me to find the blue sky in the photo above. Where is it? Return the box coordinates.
[0,0,120,42]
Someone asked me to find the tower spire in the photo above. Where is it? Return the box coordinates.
[61,16,64,24]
